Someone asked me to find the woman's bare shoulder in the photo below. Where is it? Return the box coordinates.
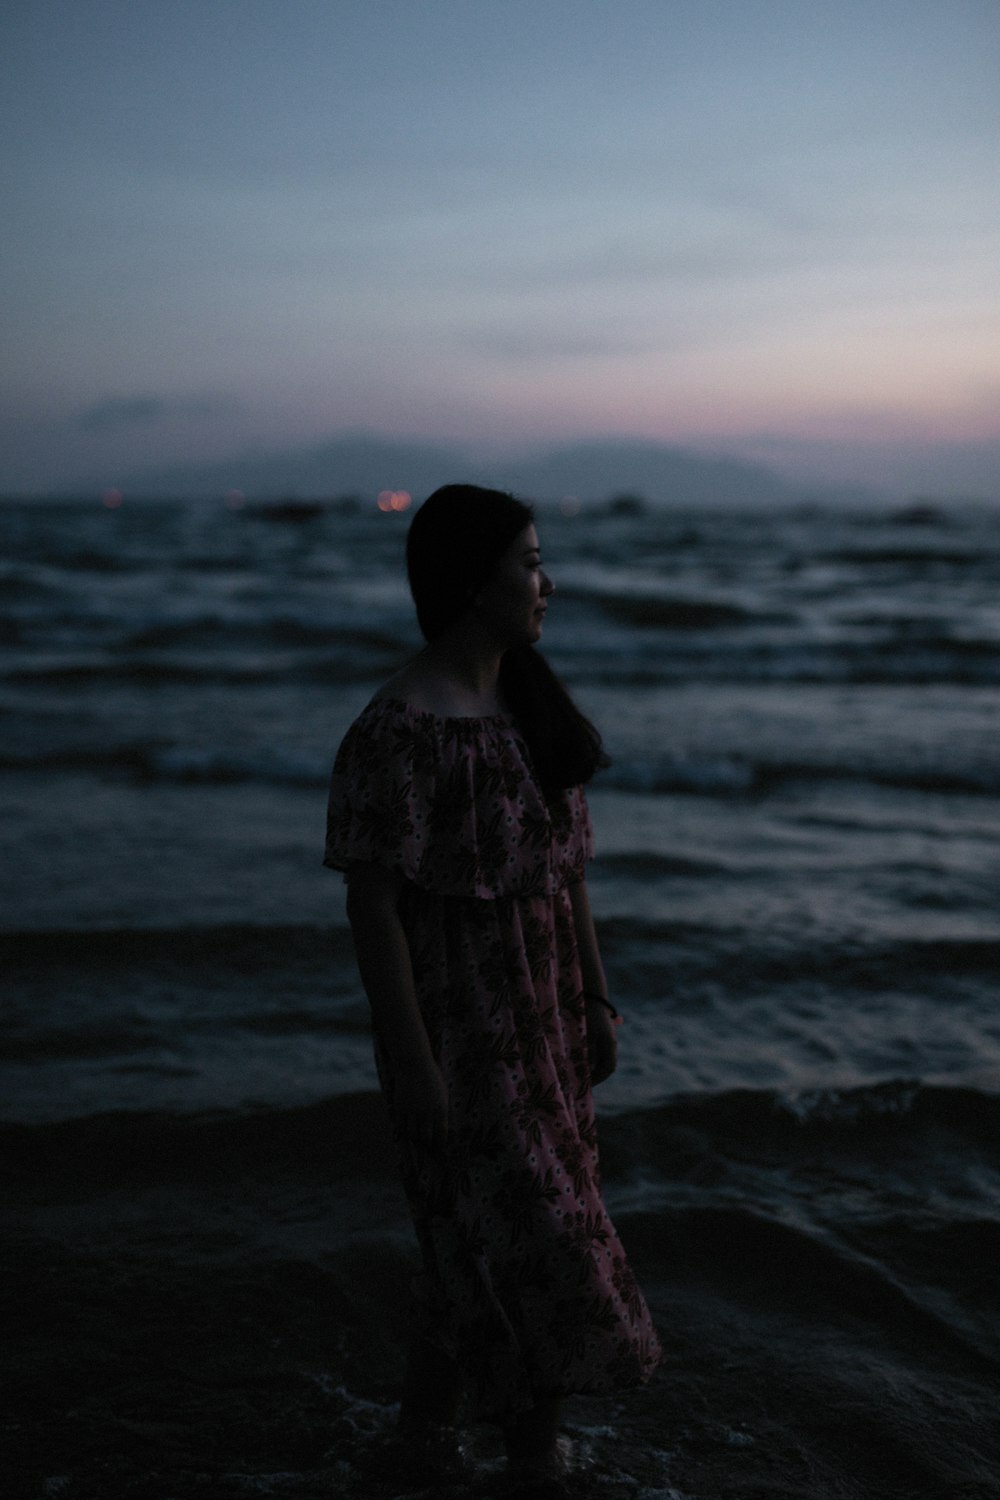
[371,658,476,716]
[371,661,426,705]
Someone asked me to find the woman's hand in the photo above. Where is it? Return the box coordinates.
[585,997,619,1085]
[395,1059,450,1152]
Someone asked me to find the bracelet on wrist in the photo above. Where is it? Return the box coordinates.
[583,989,622,1023]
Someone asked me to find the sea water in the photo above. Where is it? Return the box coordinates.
[3,495,998,1119]
[3,493,1000,1494]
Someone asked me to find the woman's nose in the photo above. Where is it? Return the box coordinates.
[540,569,554,596]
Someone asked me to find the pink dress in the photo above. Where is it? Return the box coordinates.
[325,698,661,1417]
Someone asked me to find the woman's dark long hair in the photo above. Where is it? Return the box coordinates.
[406,484,609,795]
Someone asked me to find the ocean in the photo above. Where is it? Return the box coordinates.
[3,493,1000,1499]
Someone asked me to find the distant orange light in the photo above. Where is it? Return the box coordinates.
[377,489,412,513]
[102,488,123,509]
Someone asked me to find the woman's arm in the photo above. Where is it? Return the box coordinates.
[568,877,619,1085]
[345,861,449,1148]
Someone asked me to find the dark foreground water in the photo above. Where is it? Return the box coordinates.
[3,495,1000,1498]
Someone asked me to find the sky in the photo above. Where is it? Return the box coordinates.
[3,0,999,497]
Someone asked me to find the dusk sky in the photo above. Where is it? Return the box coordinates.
[4,0,999,497]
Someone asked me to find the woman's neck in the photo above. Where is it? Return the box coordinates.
[417,635,504,713]
[378,630,507,717]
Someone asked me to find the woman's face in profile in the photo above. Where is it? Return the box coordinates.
[474,524,554,646]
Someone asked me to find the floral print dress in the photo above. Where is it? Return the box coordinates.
[325,698,661,1417]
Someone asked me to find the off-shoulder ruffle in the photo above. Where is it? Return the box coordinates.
[324,697,593,898]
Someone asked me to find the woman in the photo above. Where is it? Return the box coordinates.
[325,484,660,1489]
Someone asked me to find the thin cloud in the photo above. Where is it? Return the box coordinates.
[77,396,225,432]
[465,326,659,362]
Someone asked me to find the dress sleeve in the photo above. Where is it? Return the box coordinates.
[323,706,434,882]
[324,701,595,897]
[552,783,595,883]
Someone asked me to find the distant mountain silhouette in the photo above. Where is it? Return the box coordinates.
[114,430,866,505]
[118,433,465,502]
[488,439,801,506]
